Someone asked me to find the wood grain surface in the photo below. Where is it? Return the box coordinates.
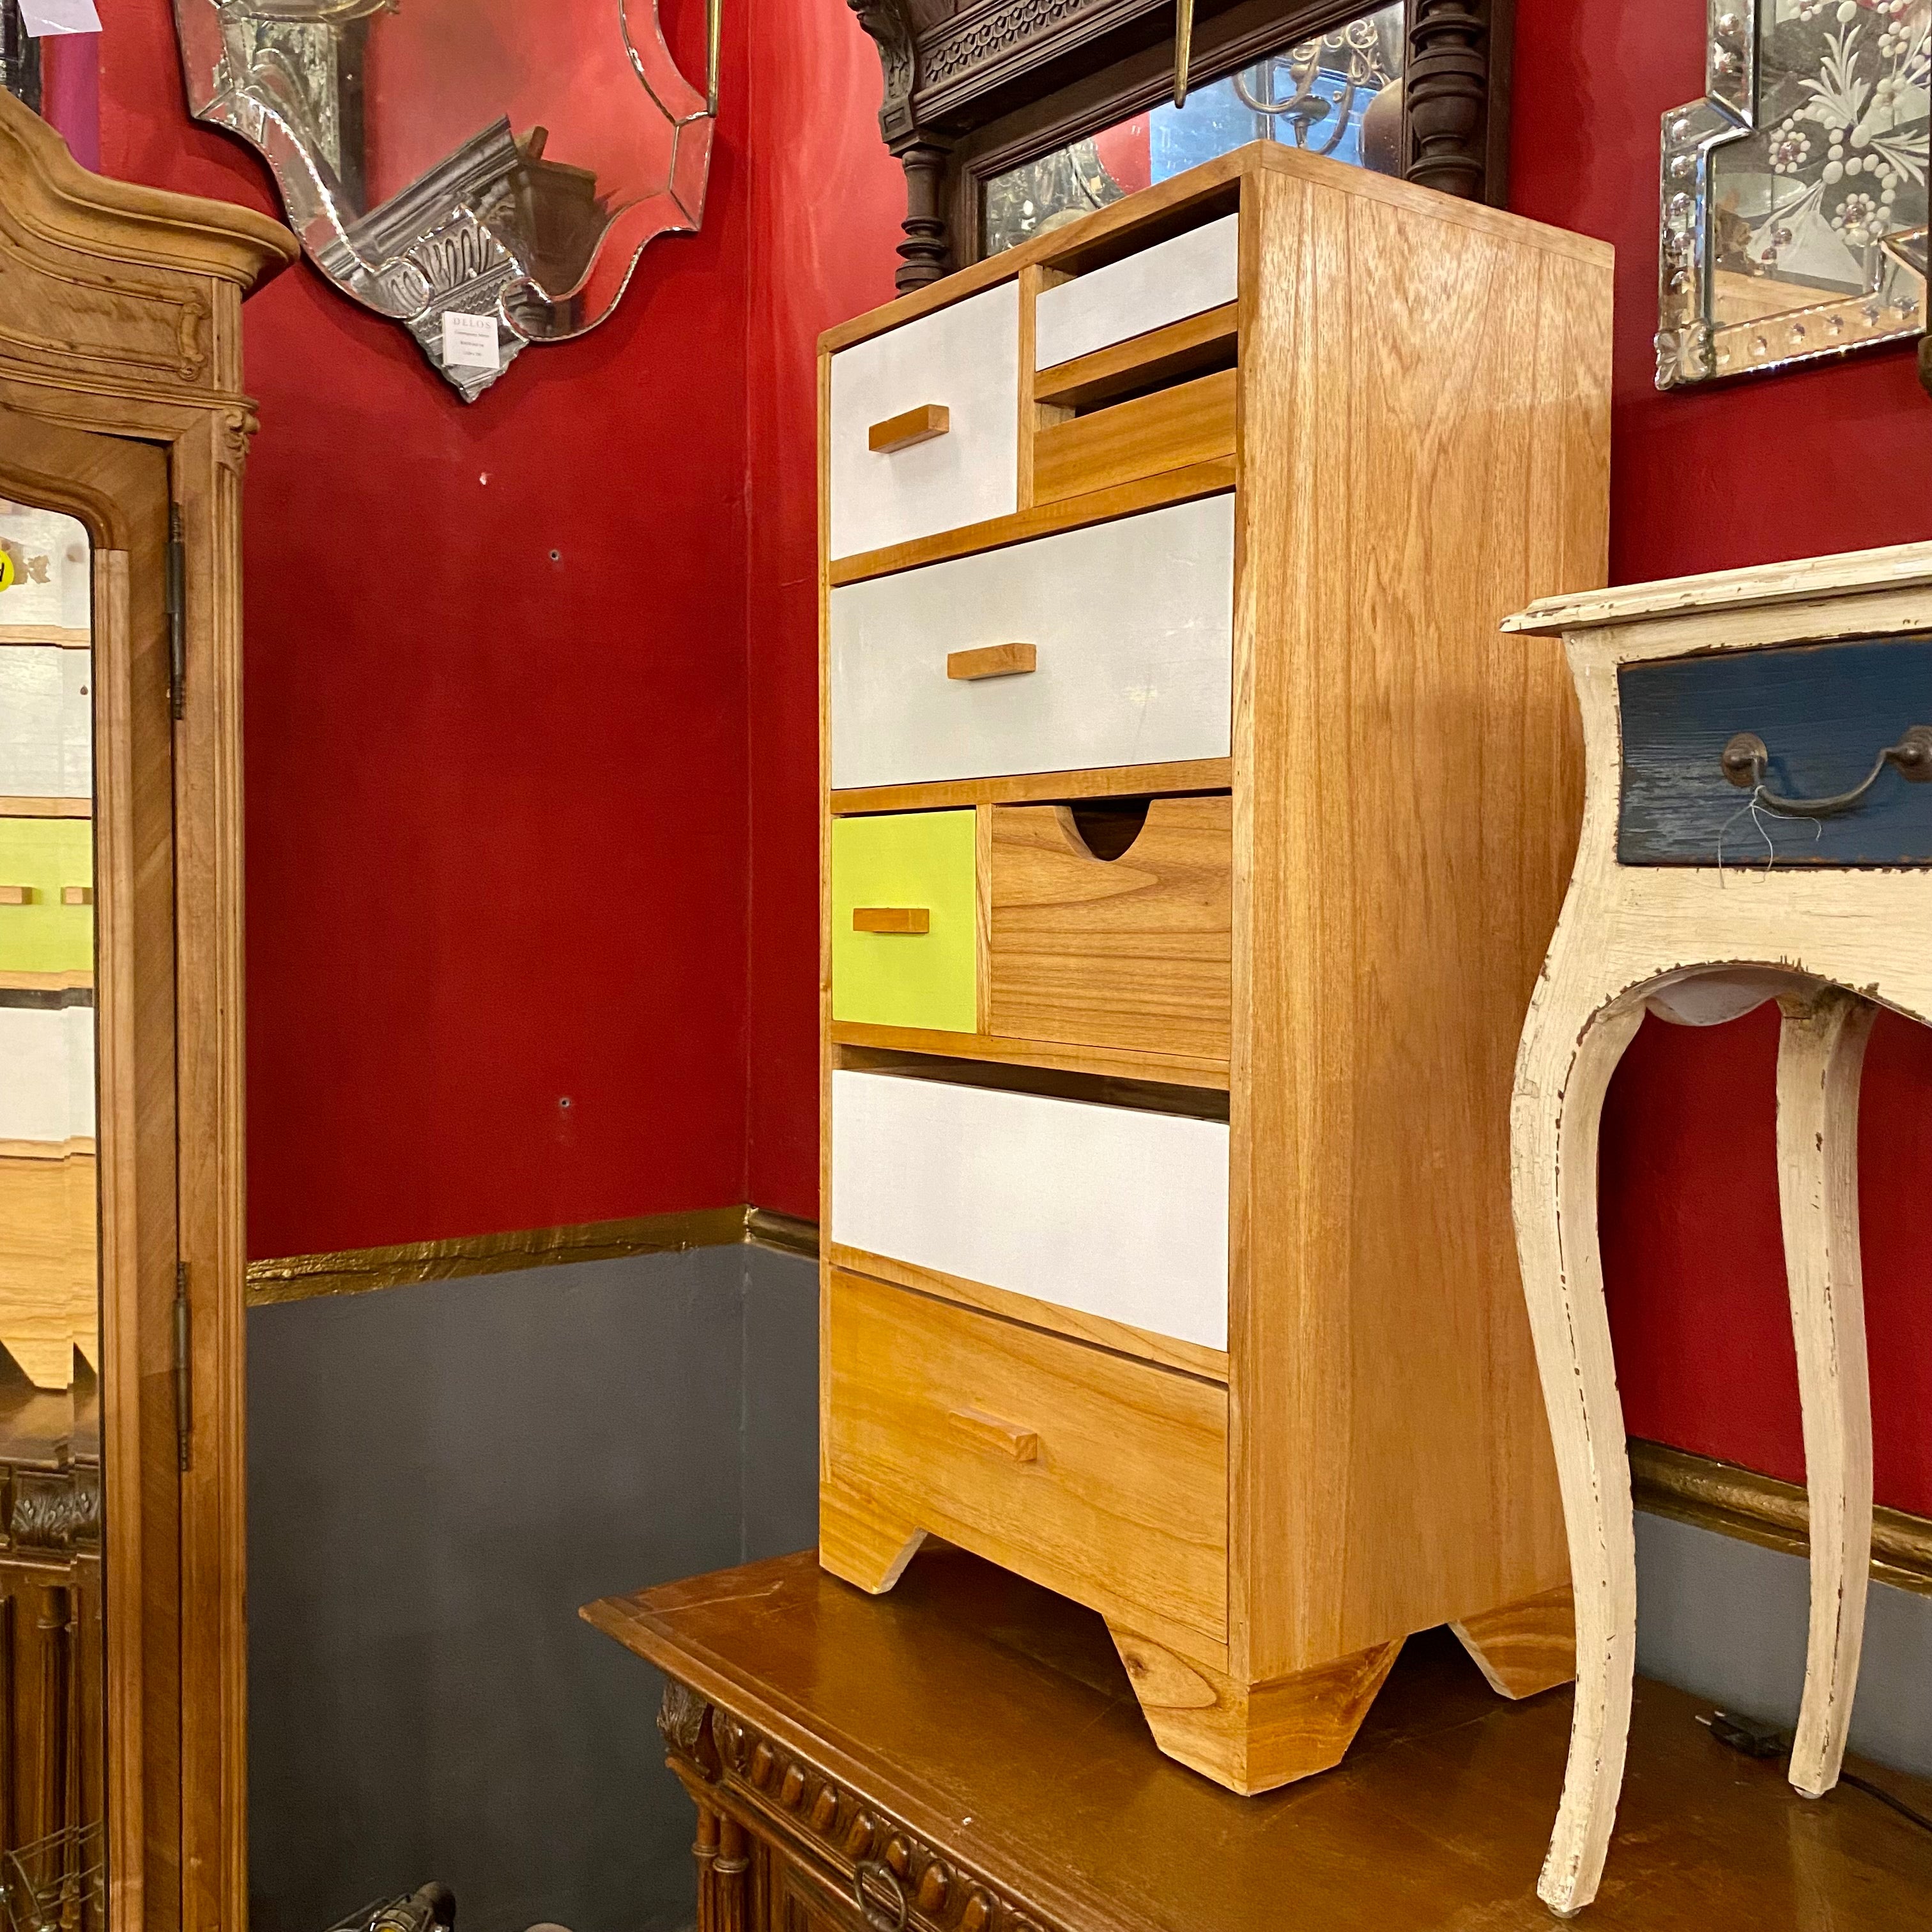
[987,795,1231,1059]
[586,1545,1932,1932]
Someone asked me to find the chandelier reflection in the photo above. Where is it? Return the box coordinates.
[172,0,722,398]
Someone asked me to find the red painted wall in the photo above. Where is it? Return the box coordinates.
[93,0,752,1258]
[70,1,1932,1512]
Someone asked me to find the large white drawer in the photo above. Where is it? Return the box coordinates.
[829,1068,1229,1351]
[829,282,1020,561]
[1036,213,1239,370]
[829,493,1233,790]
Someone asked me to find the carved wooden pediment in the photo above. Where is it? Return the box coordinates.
[0,89,294,404]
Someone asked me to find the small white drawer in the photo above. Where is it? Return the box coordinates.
[1036,213,1239,370]
[0,1003,95,1144]
[830,1068,1229,1350]
[829,282,1020,560]
[0,647,91,800]
[829,493,1233,790]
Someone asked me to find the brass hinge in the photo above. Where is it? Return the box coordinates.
[173,1262,192,1473]
[165,503,185,722]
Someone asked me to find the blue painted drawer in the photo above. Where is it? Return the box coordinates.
[1618,634,1932,867]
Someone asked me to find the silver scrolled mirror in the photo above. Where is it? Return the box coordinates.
[172,0,722,399]
[1657,0,1928,389]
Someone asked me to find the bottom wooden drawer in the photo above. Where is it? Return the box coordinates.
[824,1268,1227,1650]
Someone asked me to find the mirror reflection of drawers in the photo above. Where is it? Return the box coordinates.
[818,143,1614,1795]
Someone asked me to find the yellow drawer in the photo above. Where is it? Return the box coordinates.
[830,809,976,1033]
[0,818,93,976]
[824,1266,1228,1647]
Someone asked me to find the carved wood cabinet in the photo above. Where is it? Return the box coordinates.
[0,89,293,1932]
[848,0,1515,291]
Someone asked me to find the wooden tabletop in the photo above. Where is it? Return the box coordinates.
[585,1545,1932,1931]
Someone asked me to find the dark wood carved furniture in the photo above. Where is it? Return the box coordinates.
[584,1545,1932,1932]
[848,0,1516,290]
[0,88,293,1932]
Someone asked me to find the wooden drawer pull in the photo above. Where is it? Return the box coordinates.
[947,642,1036,682]
[61,887,92,907]
[852,907,930,935]
[0,885,31,905]
[868,404,949,454]
[946,1408,1039,1463]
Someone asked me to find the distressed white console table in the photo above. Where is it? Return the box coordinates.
[1505,540,1932,1915]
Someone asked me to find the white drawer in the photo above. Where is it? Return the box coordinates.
[829,1068,1229,1351]
[0,1002,95,1144]
[1036,213,1239,370]
[829,282,1020,560]
[0,647,91,799]
[829,493,1233,790]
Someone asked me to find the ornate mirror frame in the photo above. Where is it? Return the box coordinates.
[0,89,294,1932]
[170,0,722,399]
[1656,0,1928,389]
[850,0,1515,293]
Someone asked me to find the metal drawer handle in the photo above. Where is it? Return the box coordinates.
[853,1859,908,1932]
[1721,725,1932,817]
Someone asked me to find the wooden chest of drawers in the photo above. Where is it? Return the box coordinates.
[816,141,1614,1794]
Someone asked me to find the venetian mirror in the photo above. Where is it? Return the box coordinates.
[1658,0,1929,387]
[171,0,723,399]
[0,496,103,1922]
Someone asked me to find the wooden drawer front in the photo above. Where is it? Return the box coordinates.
[829,282,1020,560]
[827,1267,1228,1643]
[0,646,90,801]
[829,494,1234,792]
[988,794,1230,1060]
[831,809,977,1033]
[0,819,92,974]
[830,1068,1228,1349]
[1620,634,1932,866]
[1035,213,1239,371]
[0,1004,93,1144]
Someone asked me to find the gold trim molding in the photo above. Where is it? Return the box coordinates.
[246,1203,822,1307]
[1631,1439,1932,1598]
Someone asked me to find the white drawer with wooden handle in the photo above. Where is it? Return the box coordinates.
[828,492,1234,790]
[1035,212,1239,371]
[827,281,1020,561]
[829,1066,1229,1350]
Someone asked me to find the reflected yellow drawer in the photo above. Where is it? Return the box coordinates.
[0,818,93,976]
[831,810,976,1033]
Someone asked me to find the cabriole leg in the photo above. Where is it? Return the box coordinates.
[1512,995,1645,1917]
[1775,988,1878,1800]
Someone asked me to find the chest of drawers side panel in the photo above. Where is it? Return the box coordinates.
[1228,168,1610,1680]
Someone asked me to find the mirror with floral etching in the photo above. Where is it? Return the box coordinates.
[171,0,723,399]
[0,496,104,1928]
[1658,0,1928,388]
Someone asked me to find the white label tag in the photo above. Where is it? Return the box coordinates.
[440,310,502,372]
[19,1,102,33]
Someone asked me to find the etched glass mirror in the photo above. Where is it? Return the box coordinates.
[0,498,103,1925]
[1658,0,1928,387]
[171,0,722,399]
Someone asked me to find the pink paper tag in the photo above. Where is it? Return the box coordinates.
[19,1,103,33]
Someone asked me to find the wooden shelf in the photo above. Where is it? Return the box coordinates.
[830,756,1230,817]
[831,1020,1229,1092]
[0,797,90,819]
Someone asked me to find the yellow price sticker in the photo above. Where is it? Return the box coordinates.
[0,549,13,594]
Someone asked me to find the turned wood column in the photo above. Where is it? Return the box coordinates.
[893,139,954,293]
